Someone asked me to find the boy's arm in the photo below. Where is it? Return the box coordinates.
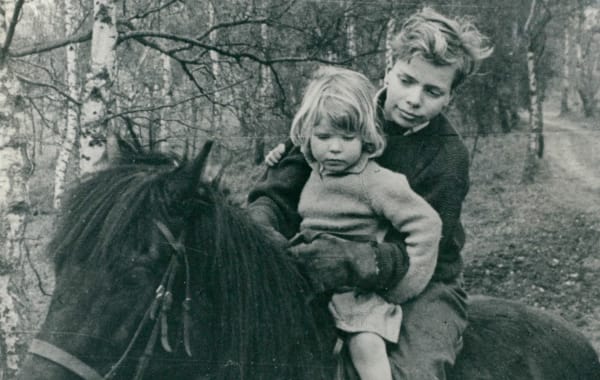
[418,140,470,280]
[289,234,410,294]
[368,171,442,303]
[247,139,311,238]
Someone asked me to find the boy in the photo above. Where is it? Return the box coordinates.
[248,8,492,379]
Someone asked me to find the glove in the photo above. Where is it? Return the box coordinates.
[261,226,289,249]
[247,199,281,232]
[289,234,381,293]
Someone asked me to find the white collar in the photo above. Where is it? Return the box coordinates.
[403,121,429,136]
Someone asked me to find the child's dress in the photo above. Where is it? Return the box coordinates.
[295,155,441,342]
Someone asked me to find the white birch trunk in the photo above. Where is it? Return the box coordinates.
[54,0,80,209]
[345,1,356,59]
[0,0,29,373]
[157,54,172,152]
[384,18,395,86]
[79,0,118,175]
[208,1,220,143]
[526,48,543,158]
[255,20,271,162]
[560,22,570,115]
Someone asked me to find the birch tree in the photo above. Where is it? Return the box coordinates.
[522,0,552,181]
[254,0,271,164]
[345,0,356,61]
[560,18,571,115]
[0,0,30,375]
[574,1,600,117]
[79,0,118,175]
[53,0,81,209]
[157,52,172,152]
[384,17,395,87]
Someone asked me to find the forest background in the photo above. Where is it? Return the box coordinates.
[0,0,600,377]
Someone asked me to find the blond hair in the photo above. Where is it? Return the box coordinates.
[391,7,493,89]
[290,66,385,162]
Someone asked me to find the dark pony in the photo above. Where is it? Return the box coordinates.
[18,144,600,380]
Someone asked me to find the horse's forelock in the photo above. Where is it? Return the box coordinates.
[52,157,186,270]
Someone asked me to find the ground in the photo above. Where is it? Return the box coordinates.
[461,108,600,353]
[17,103,600,365]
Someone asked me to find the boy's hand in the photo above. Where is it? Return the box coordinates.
[289,234,380,292]
[264,143,286,167]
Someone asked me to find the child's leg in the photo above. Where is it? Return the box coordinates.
[347,332,392,380]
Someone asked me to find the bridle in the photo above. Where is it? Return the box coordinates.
[28,221,194,380]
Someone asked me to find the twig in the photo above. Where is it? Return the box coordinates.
[24,242,52,297]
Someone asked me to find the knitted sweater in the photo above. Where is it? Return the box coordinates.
[298,158,442,302]
[248,88,470,285]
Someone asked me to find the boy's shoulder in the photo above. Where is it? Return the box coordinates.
[428,115,469,156]
[362,160,409,187]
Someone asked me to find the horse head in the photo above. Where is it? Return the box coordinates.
[18,142,330,380]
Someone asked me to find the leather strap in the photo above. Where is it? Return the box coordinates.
[29,339,104,380]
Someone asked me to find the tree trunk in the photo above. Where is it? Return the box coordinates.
[384,18,395,86]
[208,1,222,158]
[157,54,172,152]
[0,0,30,375]
[79,0,118,175]
[54,0,80,209]
[523,47,544,182]
[345,1,356,61]
[560,21,570,115]
[254,2,270,165]
[573,0,597,117]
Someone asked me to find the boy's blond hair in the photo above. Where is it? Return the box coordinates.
[391,7,493,90]
[290,66,385,163]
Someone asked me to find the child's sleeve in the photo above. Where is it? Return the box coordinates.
[365,167,442,304]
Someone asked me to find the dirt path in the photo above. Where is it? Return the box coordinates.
[543,112,600,215]
[542,111,600,353]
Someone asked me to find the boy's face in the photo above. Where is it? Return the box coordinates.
[384,55,455,129]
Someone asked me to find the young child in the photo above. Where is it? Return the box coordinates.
[289,66,442,380]
[249,8,492,379]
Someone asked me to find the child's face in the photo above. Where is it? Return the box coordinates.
[384,55,454,129]
[309,121,363,173]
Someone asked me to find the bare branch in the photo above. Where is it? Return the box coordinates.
[120,29,382,66]
[125,0,180,23]
[108,80,251,121]
[27,98,60,136]
[0,0,26,64]
[10,30,92,58]
[25,242,51,297]
[17,74,81,106]
[197,17,270,41]
[524,0,538,34]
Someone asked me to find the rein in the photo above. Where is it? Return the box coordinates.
[28,221,193,380]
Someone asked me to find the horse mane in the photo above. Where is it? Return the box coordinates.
[50,148,331,380]
[50,152,183,271]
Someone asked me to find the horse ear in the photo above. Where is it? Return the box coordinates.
[113,133,140,164]
[190,140,215,188]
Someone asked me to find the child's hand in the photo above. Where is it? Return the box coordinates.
[264,143,286,167]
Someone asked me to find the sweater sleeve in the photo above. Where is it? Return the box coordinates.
[365,167,442,303]
[247,140,311,238]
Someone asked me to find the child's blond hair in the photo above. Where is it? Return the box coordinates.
[391,7,493,90]
[290,66,385,163]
